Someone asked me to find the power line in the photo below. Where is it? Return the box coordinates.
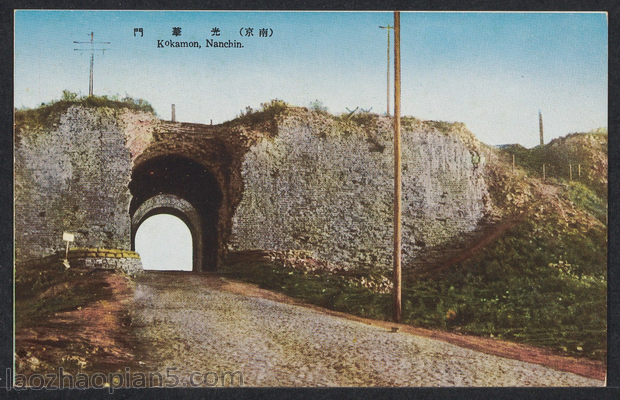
[74,32,111,96]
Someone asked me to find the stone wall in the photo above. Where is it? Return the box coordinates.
[14,106,136,262]
[15,103,492,272]
[229,112,491,271]
[14,103,273,267]
[66,248,143,275]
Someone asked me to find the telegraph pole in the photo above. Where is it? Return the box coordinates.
[393,11,402,324]
[74,32,110,96]
[539,109,544,146]
[380,25,394,116]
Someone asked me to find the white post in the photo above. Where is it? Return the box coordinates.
[63,232,75,268]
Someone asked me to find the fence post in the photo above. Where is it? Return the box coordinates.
[570,164,572,181]
[543,164,546,181]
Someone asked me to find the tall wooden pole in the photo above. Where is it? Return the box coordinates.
[393,11,402,324]
[74,32,110,97]
[89,50,94,96]
[387,27,391,117]
[380,25,393,116]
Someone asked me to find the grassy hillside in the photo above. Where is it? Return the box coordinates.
[500,128,607,199]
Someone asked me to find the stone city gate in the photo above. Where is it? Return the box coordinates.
[129,156,222,272]
[14,106,275,271]
[127,118,271,271]
[15,103,491,274]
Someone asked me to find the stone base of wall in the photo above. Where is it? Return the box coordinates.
[65,248,143,275]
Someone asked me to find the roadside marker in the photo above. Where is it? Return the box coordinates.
[63,232,75,268]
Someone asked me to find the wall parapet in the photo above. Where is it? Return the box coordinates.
[63,248,143,275]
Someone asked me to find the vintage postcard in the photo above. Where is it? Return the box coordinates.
[13,10,607,389]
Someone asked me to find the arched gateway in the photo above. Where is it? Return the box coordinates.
[132,194,202,271]
[129,155,223,271]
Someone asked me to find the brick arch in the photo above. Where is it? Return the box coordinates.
[127,120,273,269]
[131,194,203,272]
[129,155,223,271]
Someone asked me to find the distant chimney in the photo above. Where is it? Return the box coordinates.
[538,110,544,146]
[171,104,176,122]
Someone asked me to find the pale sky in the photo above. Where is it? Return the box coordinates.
[15,11,607,148]
[134,214,192,271]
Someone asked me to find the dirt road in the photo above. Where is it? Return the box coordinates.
[128,271,603,387]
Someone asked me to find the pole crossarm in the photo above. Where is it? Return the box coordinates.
[73,32,111,96]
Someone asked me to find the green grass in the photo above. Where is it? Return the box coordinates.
[564,181,607,224]
[500,134,608,200]
[232,98,290,126]
[15,92,155,129]
[15,255,114,330]
[220,262,392,320]
[427,120,455,134]
[402,218,606,360]
[426,215,606,359]
[222,217,606,361]
[347,111,378,127]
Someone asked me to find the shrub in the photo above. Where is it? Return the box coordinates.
[308,100,329,114]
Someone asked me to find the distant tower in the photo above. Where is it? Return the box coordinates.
[171,104,176,122]
[538,109,544,146]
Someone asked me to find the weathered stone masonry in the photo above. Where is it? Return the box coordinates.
[14,104,274,270]
[15,106,134,261]
[229,111,491,271]
[15,104,492,273]
[66,248,143,275]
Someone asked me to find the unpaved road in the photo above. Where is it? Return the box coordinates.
[128,271,603,387]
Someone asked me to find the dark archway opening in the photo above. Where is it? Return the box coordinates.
[129,155,222,271]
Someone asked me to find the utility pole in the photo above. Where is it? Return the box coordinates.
[74,32,110,96]
[538,109,544,146]
[380,24,394,117]
[393,11,402,324]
